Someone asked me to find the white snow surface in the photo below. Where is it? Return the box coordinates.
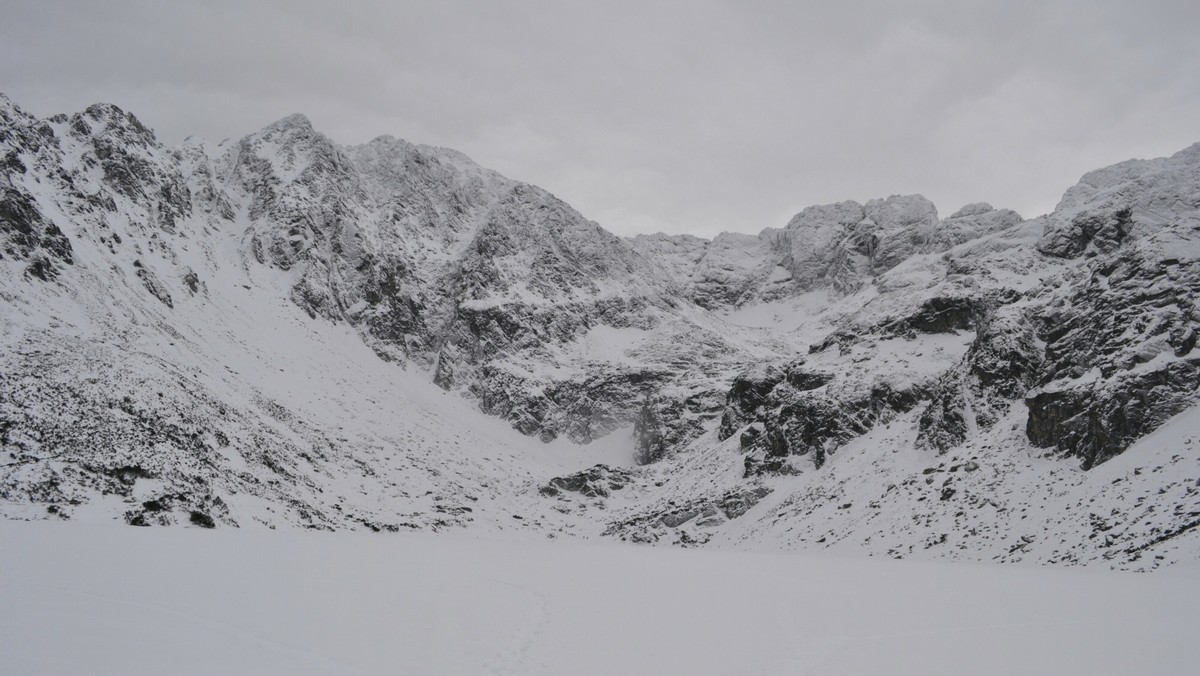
[3,520,1198,676]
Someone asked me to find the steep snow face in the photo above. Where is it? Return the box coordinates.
[3,92,1200,569]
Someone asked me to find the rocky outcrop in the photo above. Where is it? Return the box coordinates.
[932,203,1024,251]
[1027,359,1200,469]
[602,484,773,544]
[1019,143,1200,467]
[634,388,725,465]
[917,307,1043,451]
[745,376,929,474]
[630,197,1023,308]
[1028,226,1199,474]
[540,464,635,498]
[1034,248,1198,384]
[719,359,931,475]
[0,98,74,279]
[0,186,73,279]
[717,363,788,441]
[470,363,674,443]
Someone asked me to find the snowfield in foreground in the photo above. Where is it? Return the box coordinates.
[2,522,1197,676]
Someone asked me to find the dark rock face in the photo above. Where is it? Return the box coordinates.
[0,100,76,278]
[436,296,652,386]
[540,464,634,498]
[916,376,970,452]
[968,310,1044,399]
[917,308,1043,452]
[748,379,927,473]
[0,187,74,273]
[786,369,834,391]
[720,360,930,475]
[717,364,787,441]
[1027,359,1200,469]
[1034,249,1199,384]
[811,291,1015,356]
[1022,199,1200,467]
[468,363,674,444]
[1038,207,1134,259]
[633,395,669,465]
[883,296,986,336]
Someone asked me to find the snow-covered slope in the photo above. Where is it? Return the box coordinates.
[2,92,1199,570]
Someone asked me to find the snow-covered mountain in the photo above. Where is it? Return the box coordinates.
[2,93,1198,570]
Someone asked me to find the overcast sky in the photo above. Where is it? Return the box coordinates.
[1,1,1197,238]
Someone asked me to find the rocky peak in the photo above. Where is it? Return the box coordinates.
[950,202,996,218]
[347,134,512,249]
[858,194,941,273]
[933,202,1024,252]
[230,113,368,275]
[67,103,159,161]
[230,112,351,188]
[267,112,315,132]
[457,183,662,303]
[771,194,988,295]
[0,93,34,130]
[1039,143,1200,259]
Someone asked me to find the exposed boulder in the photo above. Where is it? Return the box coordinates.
[133,259,173,308]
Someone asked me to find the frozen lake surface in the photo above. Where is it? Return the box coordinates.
[2,521,1197,675]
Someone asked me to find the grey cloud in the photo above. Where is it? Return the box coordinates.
[1,0,1197,237]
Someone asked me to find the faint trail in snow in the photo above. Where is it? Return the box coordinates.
[479,576,551,676]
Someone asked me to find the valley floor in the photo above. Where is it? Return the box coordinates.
[2,521,1197,675]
